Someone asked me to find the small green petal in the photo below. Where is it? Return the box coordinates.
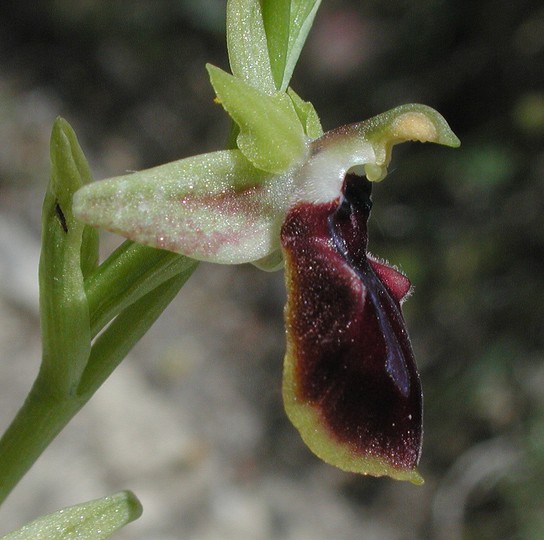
[287,87,323,139]
[73,149,293,264]
[226,0,276,94]
[1,491,142,540]
[207,64,308,174]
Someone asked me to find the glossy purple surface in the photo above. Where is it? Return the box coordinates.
[281,174,422,470]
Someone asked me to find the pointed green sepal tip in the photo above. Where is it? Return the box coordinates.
[1,491,143,540]
[207,63,308,174]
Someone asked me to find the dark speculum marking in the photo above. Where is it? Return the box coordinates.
[281,174,422,470]
[55,201,68,233]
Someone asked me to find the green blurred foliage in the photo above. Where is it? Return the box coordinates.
[1,0,543,538]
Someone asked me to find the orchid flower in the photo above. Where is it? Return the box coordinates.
[73,0,459,483]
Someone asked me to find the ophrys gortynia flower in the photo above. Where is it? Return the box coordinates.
[72,0,459,484]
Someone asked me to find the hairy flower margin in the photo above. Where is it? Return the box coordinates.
[73,0,459,484]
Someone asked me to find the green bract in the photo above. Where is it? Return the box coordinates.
[262,0,322,91]
[226,0,276,94]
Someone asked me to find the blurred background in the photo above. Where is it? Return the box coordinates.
[0,0,543,538]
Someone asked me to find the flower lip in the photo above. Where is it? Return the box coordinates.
[282,173,423,482]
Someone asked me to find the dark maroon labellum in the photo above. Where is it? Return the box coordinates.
[281,174,423,474]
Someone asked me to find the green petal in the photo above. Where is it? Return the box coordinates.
[226,0,276,94]
[287,87,323,139]
[73,150,293,264]
[207,64,308,174]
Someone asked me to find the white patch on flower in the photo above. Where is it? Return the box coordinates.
[291,135,376,205]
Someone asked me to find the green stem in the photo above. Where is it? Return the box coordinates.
[0,264,196,507]
[0,382,85,506]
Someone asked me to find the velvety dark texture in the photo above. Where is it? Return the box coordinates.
[281,174,422,470]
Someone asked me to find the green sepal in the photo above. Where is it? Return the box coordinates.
[0,491,142,540]
[73,149,292,264]
[207,64,308,174]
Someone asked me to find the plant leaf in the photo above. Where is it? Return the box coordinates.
[1,491,142,540]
